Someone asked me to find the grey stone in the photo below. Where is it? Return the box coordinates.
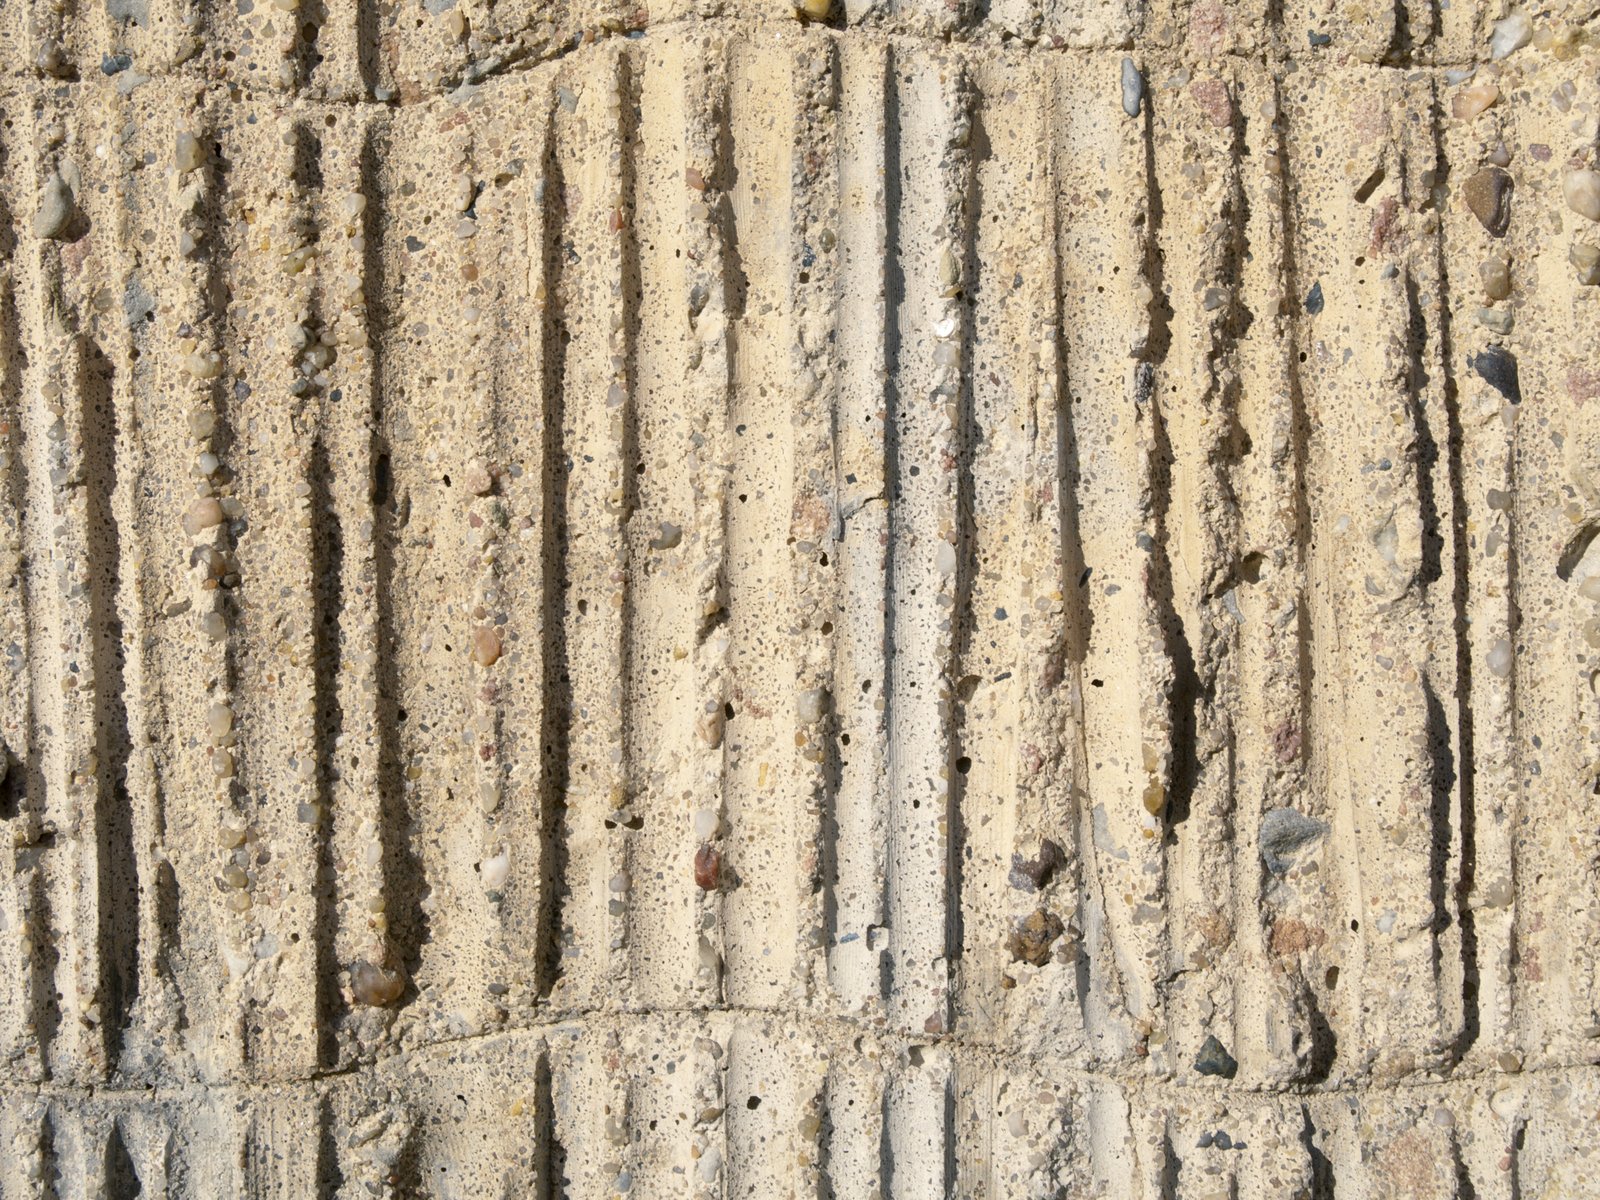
[1259,807,1328,876]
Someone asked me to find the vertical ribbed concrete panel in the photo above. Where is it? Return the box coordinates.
[1,0,1600,1193]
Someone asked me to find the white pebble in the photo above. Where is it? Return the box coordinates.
[175,131,204,174]
[1562,169,1600,223]
[1487,638,1513,678]
[481,846,510,889]
[184,351,223,380]
[1488,11,1531,59]
[796,687,828,724]
[207,702,234,741]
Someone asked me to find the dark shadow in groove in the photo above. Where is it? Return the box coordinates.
[1421,80,1480,1063]
[39,1110,62,1199]
[1137,86,1198,833]
[535,98,573,1001]
[532,1047,560,1198]
[307,434,343,1066]
[362,125,429,1000]
[815,36,843,979]
[291,0,328,90]
[1423,681,1457,968]
[946,77,986,997]
[816,1079,837,1200]
[1403,273,1444,588]
[942,1075,959,1194]
[1157,1128,1179,1199]
[356,0,383,95]
[103,1120,141,1198]
[294,119,340,1066]
[1300,971,1337,1083]
[615,50,642,842]
[1300,1106,1336,1200]
[714,75,749,324]
[80,336,138,1070]
[316,1094,345,1197]
[877,43,903,1009]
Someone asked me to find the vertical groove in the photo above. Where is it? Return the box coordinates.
[827,36,891,1016]
[534,83,573,1005]
[1150,64,1248,1082]
[787,39,843,1012]
[882,49,968,1037]
[682,40,732,1010]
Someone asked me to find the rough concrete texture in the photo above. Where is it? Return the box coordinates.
[2,0,1600,1194]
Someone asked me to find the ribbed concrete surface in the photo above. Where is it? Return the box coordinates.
[2,0,1600,1194]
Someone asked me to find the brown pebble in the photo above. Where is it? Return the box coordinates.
[1007,908,1064,966]
[349,960,406,1006]
[472,625,502,667]
[694,843,721,890]
[1462,167,1513,238]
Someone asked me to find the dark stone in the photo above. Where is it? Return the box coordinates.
[1463,166,1513,238]
[1304,280,1324,315]
[1308,29,1331,46]
[101,53,131,75]
[1007,908,1064,967]
[1194,1034,1238,1078]
[1471,346,1521,403]
[1009,839,1064,892]
[1259,807,1328,875]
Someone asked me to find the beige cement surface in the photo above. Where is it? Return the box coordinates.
[2,0,1600,1194]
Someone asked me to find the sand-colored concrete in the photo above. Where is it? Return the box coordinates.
[2,0,1600,1194]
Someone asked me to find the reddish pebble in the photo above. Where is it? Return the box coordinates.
[694,843,721,890]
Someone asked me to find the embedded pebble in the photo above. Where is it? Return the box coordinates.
[182,497,224,536]
[694,843,721,890]
[349,961,406,1006]
[471,626,502,667]
[1488,11,1532,59]
[1451,82,1499,120]
[1194,1035,1239,1079]
[796,687,828,724]
[1120,58,1143,118]
[175,131,204,174]
[1572,243,1600,286]
[1008,839,1064,892]
[33,173,75,240]
[1006,908,1063,966]
[1462,167,1513,238]
[480,846,510,890]
[1477,308,1513,335]
[1479,256,1511,301]
[1563,170,1600,223]
[1487,638,1513,678]
[1259,807,1328,875]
